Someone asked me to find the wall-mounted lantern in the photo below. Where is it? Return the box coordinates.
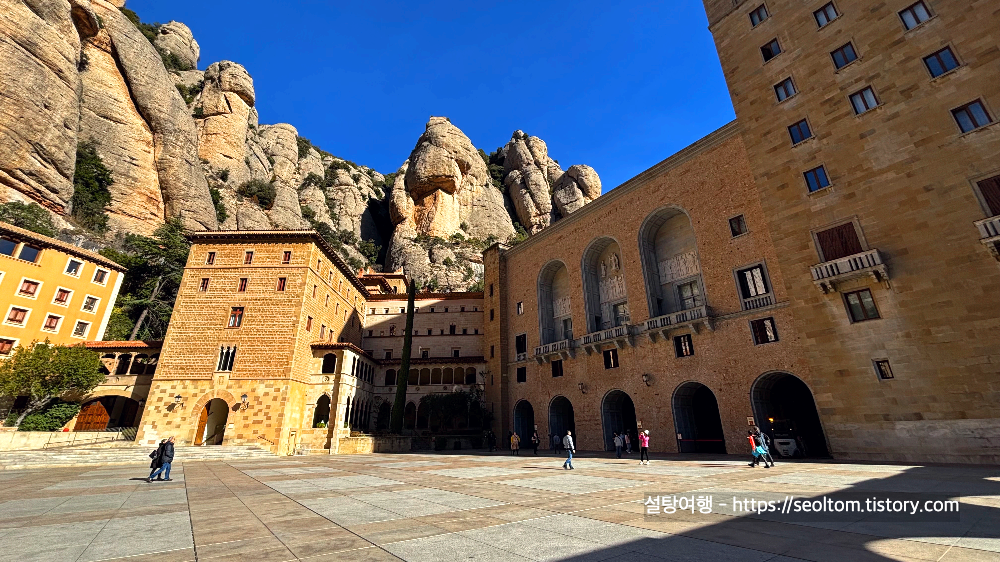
[642,373,652,386]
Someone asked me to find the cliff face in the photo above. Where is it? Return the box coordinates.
[0,4,602,287]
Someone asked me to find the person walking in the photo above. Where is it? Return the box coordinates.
[552,433,561,455]
[613,432,623,459]
[147,439,166,481]
[562,430,576,470]
[510,432,520,455]
[147,436,175,482]
[638,430,650,465]
[747,430,765,467]
[531,428,540,455]
[753,428,774,468]
[624,432,632,454]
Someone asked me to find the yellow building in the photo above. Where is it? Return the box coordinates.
[0,221,125,355]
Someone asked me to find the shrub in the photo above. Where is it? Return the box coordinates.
[72,142,113,233]
[18,401,81,432]
[119,7,159,43]
[236,179,276,210]
[0,201,57,237]
[442,257,454,267]
[467,278,485,292]
[508,223,529,246]
[300,205,316,221]
[175,80,203,105]
[347,256,364,270]
[193,106,204,118]
[78,50,90,72]
[161,51,192,72]
[209,188,228,223]
[337,229,358,246]
[300,173,323,190]
[218,169,230,182]
[487,148,506,188]
[297,137,313,159]
[358,239,380,264]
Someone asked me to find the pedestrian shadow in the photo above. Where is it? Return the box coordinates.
[549,463,1000,561]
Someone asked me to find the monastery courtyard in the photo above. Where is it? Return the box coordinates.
[0,452,997,562]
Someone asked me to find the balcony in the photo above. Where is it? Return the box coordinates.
[534,339,575,363]
[581,324,634,354]
[975,216,1000,260]
[810,249,889,293]
[643,305,713,342]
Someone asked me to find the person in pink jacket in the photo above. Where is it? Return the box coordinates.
[638,430,650,465]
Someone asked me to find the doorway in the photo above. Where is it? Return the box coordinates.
[196,398,229,446]
[751,372,829,457]
[601,390,637,451]
[548,396,575,445]
[513,400,535,447]
[672,382,726,453]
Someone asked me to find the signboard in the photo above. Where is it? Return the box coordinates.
[747,416,755,426]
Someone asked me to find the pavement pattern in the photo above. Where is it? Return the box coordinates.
[0,450,998,561]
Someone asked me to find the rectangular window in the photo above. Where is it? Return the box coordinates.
[306,316,312,331]
[551,359,564,377]
[490,309,495,321]
[54,288,71,304]
[736,264,772,309]
[515,333,527,356]
[276,277,287,292]
[603,348,619,369]
[244,251,254,264]
[320,325,326,339]
[845,289,880,322]
[774,78,796,102]
[750,317,779,344]
[850,87,879,114]
[72,320,90,338]
[384,349,392,360]
[18,280,39,297]
[237,278,248,292]
[674,334,694,357]
[452,348,461,358]
[217,346,237,372]
[6,307,27,325]
[831,42,858,69]
[729,215,748,237]
[199,278,209,292]
[749,4,769,27]
[490,345,495,358]
[421,349,429,359]
[312,285,317,298]
[804,166,831,192]
[206,252,216,265]
[924,47,959,78]
[874,359,894,380]
[82,296,99,313]
[899,1,931,30]
[677,281,702,310]
[0,339,15,356]
[93,269,108,285]
[516,302,523,315]
[0,237,16,256]
[952,100,993,133]
[43,314,60,331]
[761,38,781,62]
[449,324,456,335]
[461,306,466,312]
[228,307,244,328]
[426,328,432,335]
[816,223,863,261]
[975,176,1000,216]
[814,2,838,27]
[282,251,291,264]
[489,283,494,297]
[400,308,405,314]
[516,366,526,383]
[462,328,468,335]
[18,245,41,263]
[788,119,813,144]
[65,259,83,276]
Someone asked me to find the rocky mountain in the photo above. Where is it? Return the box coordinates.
[0,1,601,289]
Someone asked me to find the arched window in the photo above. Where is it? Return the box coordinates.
[465,367,476,385]
[403,402,416,430]
[581,238,628,333]
[442,368,454,385]
[313,395,331,427]
[385,369,397,386]
[537,260,573,344]
[431,368,442,385]
[344,397,351,428]
[129,354,148,375]
[638,207,704,318]
[115,354,132,375]
[419,368,430,386]
[146,354,160,375]
[322,353,337,374]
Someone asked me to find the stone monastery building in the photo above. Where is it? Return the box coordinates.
[40,0,1000,463]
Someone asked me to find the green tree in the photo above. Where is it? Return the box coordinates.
[100,219,191,340]
[0,201,57,237]
[18,402,81,432]
[236,179,276,210]
[72,142,113,233]
[390,280,417,434]
[210,188,228,224]
[0,341,103,426]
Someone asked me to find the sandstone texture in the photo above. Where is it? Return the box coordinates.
[154,21,199,70]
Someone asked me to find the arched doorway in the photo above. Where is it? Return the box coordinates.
[638,207,703,318]
[601,390,637,451]
[513,400,534,447]
[548,396,575,445]
[74,396,142,431]
[322,353,337,374]
[313,395,331,427]
[672,382,726,453]
[751,372,829,458]
[581,237,629,332]
[376,402,391,431]
[195,398,229,446]
[537,260,574,344]
[403,402,416,430]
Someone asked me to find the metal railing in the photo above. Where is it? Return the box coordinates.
[810,249,884,281]
[40,427,137,449]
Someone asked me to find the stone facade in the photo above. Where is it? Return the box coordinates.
[702,0,1000,462]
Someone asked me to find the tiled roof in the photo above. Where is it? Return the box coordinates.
[0,221,126,271]
[84,340,163,350]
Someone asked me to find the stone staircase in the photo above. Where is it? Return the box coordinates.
[0,443,275,471]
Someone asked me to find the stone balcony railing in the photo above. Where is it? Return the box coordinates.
[534,339,575,363]
[810,249,888,293]
[975,216,1000,260]
[643,305,713,342]
[580,324,634,354]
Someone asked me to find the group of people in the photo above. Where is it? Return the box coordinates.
[146,436,175,482]
[747,428,774,468]
[507,428,541,455]
[611,431,633,458]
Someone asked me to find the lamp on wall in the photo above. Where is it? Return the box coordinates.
[240,394,249,411]
[577,382,587,394]
[642,373,652,387]
[173,395,182,405]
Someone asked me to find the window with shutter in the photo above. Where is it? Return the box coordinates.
[976,176,1000,216]
[816,223,864,262]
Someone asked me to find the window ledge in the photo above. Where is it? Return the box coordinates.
[730,231,751,240]
[775,92,799,106]
[928,65,965,83]
[854,104,884,119]
[958,120,999,139]
[791,136,816,148]
[834,56,863,74]
[902,16,937,36]
[807,185,835,197]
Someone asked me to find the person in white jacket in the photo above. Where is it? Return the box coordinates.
[562,431,576,470]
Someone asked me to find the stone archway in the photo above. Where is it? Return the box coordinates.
[672,381,726,453]
[513,400,534,447]
[601,390,637,451]
[195,398,229,446]
[548,396,575,445]
[751,372,829,458]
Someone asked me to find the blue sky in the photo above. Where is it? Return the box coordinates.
[127,0,735,192]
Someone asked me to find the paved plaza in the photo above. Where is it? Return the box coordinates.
[0,451,998,561]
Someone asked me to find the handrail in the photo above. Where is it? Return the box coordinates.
[810,249,884,281]
[975,215,1000,239]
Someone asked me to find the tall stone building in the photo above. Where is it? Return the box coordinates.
[700,0,1000,461]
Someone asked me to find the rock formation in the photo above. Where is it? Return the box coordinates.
[154,21,199,70]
